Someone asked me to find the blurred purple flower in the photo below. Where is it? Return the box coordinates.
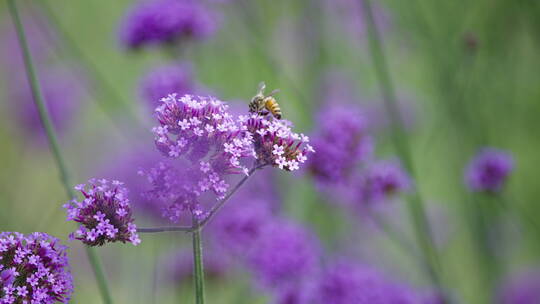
[243,114,314,171]
[307,104,373,186]
[0,9,53,71]
[307,260,419,304]
[247,220,320,288]
[0,232,73,303]
[144,94,254,222]
[465,148,514,193]
[499,269,540,304]
[119,0,218,50]
[140,62,201,110]
[209,198,274,255]
[98,146,165,220]
[63,179,140,246]
[325,0,391,45]
[7,68,83,143]
[357,159,411,206]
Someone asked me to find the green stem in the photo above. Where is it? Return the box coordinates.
[7,1,113,303]
[86,247,114,304]
[359,0,448,300]
[192,221,205,304]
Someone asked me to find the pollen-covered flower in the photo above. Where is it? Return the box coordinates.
[63,179,140,246]
[140,63,201,110]
[308,104,372,185]
[357,159,411,205]
[144,94,254,222]
[247,220,320,288]
[243,115,313,171]
[0,232,73,304]
[119,0,218,49]
[465,147,514,193]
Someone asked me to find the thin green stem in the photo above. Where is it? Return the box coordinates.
[359,0,449,300]
[7,1,113,303]
[86,247,114,304]
[192,221,205,304]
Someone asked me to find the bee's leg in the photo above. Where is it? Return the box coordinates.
[260,110,270,116]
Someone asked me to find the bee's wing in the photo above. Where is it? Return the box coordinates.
[268,89,280,97]
[257,82,266,93]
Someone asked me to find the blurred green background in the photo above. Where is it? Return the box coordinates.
[1,0,540,303]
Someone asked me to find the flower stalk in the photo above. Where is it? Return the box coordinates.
[7,1,113,303]
[192,220,205,304]
[359,0,449,301]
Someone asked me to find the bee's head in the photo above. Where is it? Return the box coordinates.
[249,95,264,112]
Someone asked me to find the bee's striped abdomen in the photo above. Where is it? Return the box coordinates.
[264,97,282,119]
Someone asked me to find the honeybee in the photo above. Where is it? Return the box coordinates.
[249,82,282,119]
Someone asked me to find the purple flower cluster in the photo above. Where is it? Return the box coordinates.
[308,104,372,185]
[140,63,199,110]
[247,221,320,288]
[243,114,314,171]
[63,179,141,247]
[307,260,419,304]
[0,232,73,304]
[144,94,254,221]
[210,200,274,255]
[465,147,514,193]
[119,0,218,49]
[356,160,411,205]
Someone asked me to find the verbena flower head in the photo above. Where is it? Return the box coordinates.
[499,269,540,304]
[308,104,372,185]
[144,94,254,222]
[308,260,418,304]
[119,0,218,50]
[0,232,73,304]
[465,147,514,193]
[243,114,314,171]
[140,63,199,110]
[357,159,411,205]
[63,179,141,246]
[248,220,320,288]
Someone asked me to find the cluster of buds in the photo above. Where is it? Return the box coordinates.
[0,232,73,304]
[63,179,140,247]
[241,114,313,171]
